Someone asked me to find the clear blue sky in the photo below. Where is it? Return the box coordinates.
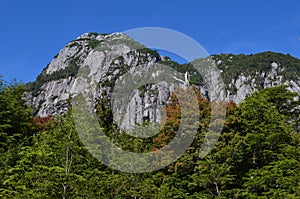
[0,0,299,83]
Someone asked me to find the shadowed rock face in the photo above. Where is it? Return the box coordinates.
[27,33,300,130]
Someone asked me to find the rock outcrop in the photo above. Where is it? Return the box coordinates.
[27,33,300,130]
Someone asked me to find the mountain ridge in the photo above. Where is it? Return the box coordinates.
[26,32,300,129]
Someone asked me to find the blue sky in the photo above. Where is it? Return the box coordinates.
[0,0,299,83]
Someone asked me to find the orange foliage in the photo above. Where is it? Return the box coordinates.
[153,86,210,149]
[32,115,53,130]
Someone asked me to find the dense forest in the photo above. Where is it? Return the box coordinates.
[0,75,299,198]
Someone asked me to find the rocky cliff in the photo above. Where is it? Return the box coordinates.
[27,32,300,129]
[214,52,300,103]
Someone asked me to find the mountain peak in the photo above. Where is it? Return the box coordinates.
[75,32,128,41]
[27,33,300,129]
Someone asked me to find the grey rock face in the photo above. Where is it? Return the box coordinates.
[31,33,95,117]
[29,33,172,131]
[223,62,300,103]
[28,32,300,130]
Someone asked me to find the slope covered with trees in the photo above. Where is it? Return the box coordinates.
[0,74,299,198]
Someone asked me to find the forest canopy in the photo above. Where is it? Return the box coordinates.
[0,76,299,198]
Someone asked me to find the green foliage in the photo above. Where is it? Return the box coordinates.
[28,58,80,97]
[1,111,108,198]
[236,87,300,198]
[136,48,160,59]
[1,73,299,198]
[87,32,99,37]
[0,80,33,151]
[88,39,101,49]
[159,60,203,85]
[214,52,300,92]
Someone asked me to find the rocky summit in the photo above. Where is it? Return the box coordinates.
[26,32,300,129]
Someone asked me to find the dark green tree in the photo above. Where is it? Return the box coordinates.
[238,86,300,197]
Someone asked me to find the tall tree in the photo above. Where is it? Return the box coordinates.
[238,86,300,197]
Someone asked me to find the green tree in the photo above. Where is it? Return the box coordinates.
[0,79,32,151]
[1,111,109,198]
[238,86,300,197]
